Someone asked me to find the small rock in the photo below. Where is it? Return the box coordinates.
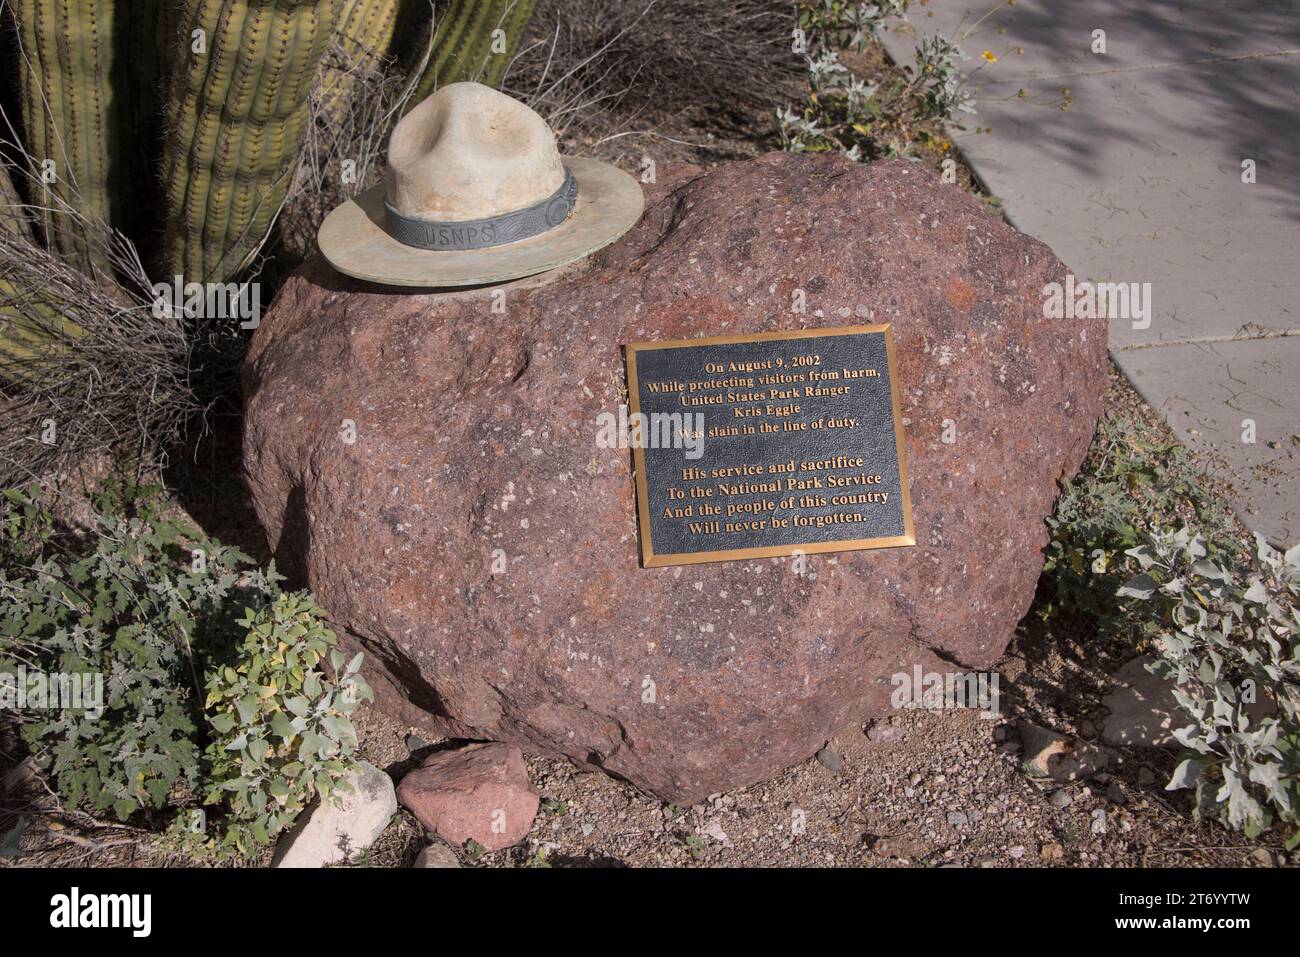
[1040,842,1065,861]
[873,831,926,859]
[699,819,732,848]
[1137,766,1157,787]
[947,811,969,826]
[815,747,844,772]
[397,742,539,852]
[413,842,461,868]
[1048,789,1072,810]
[1009,844,1026,859]
[404,733,428,752]
[1049,743,1111,782]
[1250,848,1273,868]
[1090,809,1108,835]
[581,822,594,837]
[867,722,906,744]
[1019,721,1069,777]
[1106,782,1127,805]
[273,761,396,868]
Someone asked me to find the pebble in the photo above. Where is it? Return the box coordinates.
[413,843,461,868]
[699,819,732,848]
[1048,789,1072,810]
[1090,809,1108,835]
[1009,844,1026,859]
[867,723,906,744]
[1041,842,1065,861]
[947,811,969,826]
[816,747,844,773]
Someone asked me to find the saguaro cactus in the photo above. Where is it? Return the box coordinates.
[410,0,535,104]
[337,0,399,68]
[3,0,535,284]
[13,0,157,274]
[161,0,340,282]
[0,163,28,237]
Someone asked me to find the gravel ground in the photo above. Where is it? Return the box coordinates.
[348,666,1289,871]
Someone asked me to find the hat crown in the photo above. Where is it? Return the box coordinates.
[386,82,565,223]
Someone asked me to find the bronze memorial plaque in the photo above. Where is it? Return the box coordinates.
[624,325,914,567]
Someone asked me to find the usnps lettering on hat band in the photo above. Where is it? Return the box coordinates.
[383,167,578,251]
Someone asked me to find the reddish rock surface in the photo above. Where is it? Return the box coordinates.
[243,153,1107,803]
[398,743,539,851]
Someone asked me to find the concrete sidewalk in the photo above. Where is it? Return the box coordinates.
[878,0,1299,545]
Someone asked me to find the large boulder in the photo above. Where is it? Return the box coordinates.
[243,153,1106,803]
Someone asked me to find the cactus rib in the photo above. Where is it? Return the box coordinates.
[409,0,535,105]
[163,0,339,282]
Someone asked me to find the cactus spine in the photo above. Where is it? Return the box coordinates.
[162,0,340,282]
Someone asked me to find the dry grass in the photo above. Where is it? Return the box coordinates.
[508,0,802,163]
[0,174,202,487]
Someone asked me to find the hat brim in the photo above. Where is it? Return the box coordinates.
[317,156,644,288]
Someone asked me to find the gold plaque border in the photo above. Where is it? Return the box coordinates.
[624,324,916,568]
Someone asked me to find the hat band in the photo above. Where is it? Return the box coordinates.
[383,168,578,251]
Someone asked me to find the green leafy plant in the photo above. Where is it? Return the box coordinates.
[1041,412,1241,623]
[0,480,264,821]
[1117,528,1300,843]
[682,832,708,861]
[798,0,908,53]
[524,845,552,867]
[780,1,975,164]
[196,591,372,857]
[1,480,375,860]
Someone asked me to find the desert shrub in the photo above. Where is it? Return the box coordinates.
[0,223,204,486]
[0,480,370,858]
[512,0,801,146]
[779,0,977,162]
[195,592,372,858]
[1117,529,1300,844]
[1040,412,1241,623]
[0,481,260,820]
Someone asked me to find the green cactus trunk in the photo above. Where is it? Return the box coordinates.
[162,0,340,283]
[337,0,399,68]
[13,0,158,275]
[0,162,29,238]
[409,0,534,104]
[317,0,400,116]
